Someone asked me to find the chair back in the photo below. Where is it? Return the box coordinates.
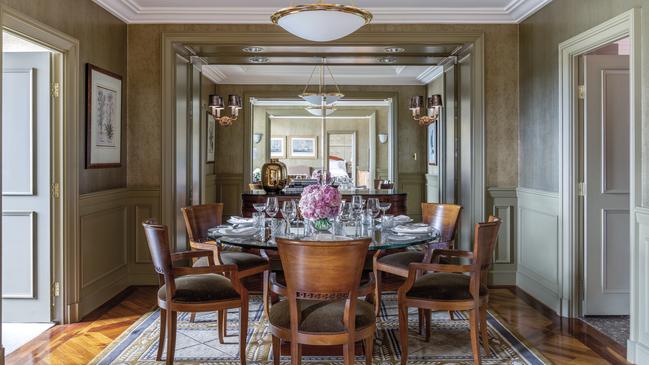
[181,203,224,243]
[142,220,174,286]
[276,238,370,300]
[421,203,462,243]
[471,216,501,287]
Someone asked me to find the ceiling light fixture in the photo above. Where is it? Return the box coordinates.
[242,46,265,53]
[305,105,337,116]
[299,57,343,107]
[249,56,270,63]
[384,47,405,53]
[409,95,443,127]
[377,56,397,64]
[271,2,372,42]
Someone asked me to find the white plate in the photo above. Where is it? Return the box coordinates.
[217,227,257,237]
[387,234,416,241]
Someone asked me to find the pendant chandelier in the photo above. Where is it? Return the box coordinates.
[271,2,372,42]
[300,57,343,109]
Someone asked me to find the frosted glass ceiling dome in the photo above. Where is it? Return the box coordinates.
[271,3,373,42]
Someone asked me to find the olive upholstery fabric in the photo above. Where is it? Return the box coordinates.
[269,300,375,332]
[377,251,425,270]
[407,272,488,300]
[158,274,239,303]
[193,252,267,271]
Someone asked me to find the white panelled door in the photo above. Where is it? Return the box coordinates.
[583,55,630,316]
[2,52,52,322]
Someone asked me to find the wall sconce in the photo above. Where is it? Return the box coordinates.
[208,94,242,127]
[253,133,263,144]
[378,133,388,144]
[409,94,443,127]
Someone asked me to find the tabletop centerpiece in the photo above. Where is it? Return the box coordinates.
[298,183,341,233]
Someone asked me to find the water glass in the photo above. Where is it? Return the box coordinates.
[366,198,380,228]
[381,214,394,230]
[379,202,391,217]
[253,203,266,213]
[281,200,297,235]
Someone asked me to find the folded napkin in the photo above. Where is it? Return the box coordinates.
[228,216,254,224]
[219,227,258,236]
[393,215,413,223]
[393,224,430,234]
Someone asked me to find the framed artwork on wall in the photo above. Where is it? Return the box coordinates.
[289,136,318,159]
[207,115,216,163]
[427,121,437,166]
[270,136,286,158]
[86,64,122,168]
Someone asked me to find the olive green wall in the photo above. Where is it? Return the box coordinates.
[126,23,519,190]
[519,0,649,198]
[2,0,128,194]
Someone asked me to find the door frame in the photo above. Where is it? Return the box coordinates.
[161,31,486,250]
[558,7,640,322]
[0,4,81,334]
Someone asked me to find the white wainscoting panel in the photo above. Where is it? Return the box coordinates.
[1,211,35,298]
[629,207,649,363]
[78,189,129,318]
[127,187,161,285]
[516,188,562,313]
[487,188,517,285]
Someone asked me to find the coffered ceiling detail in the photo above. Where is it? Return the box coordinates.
[93,0,552,24]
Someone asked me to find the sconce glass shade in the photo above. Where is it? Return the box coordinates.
[378,133,388,144]
[209,95,224,109]
[409,95,424,110]
[253,133,263,144]
[428,94,443,108]
[229,94,243,109]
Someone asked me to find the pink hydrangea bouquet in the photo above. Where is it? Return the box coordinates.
[311,169,332,185]
[299,184,341,222]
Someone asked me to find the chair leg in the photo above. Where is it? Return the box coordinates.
[468,309,482,365]
[223,310,228,337]
[240,296,249,365]
[398,304,409,365]
[218,310,225,344]
[290,342,301,365]
[449,310,455,320]
[418,308,424,335]
[189,312,196,323]
[263,270,270,318]
[272,335,281,365]
[364,335,374,365]
[157,308,167,361]
[374,269,382,316]
[424,309,431,342]
[480,305,491,356]
[343,340,355,365]
[165,310,177,365]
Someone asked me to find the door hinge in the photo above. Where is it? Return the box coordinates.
[578,85,585,100]
[51,182,60,199]
[51,82,60,98]
[577,182,585,196]
[52,282,60,297]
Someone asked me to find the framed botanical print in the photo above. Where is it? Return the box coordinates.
[270,136,286,158]
[207,115,216,163]
[289,136,318,159]
[427,121,437,166]
[86,64,122,168]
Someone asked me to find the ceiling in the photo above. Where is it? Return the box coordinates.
[93,0,552,24]
[203,64,442,86]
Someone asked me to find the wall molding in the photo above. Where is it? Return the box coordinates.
[487,187,517,285]
[127,186,161,286]
[629,207,649,363]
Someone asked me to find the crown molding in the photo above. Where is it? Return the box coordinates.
[201,65,226,84]
[93,0,552,24]
[417,66,444,84]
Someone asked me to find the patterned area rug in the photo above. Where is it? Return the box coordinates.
[91,295,549,364]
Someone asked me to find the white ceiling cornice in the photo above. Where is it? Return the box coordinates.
[93,0,552,24]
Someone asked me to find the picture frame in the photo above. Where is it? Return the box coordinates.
[289,136,318,159]
[427,121,437,166]
[270,136,286,158]
[206,115,216,163]
[86,64,122,168]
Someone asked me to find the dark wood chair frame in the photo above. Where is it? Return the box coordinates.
[269,237,377,365]
[396,217,501,365]
[142,220,249,365]
[181,203,271,329]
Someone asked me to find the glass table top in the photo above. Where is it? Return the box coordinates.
[207,223,440,251]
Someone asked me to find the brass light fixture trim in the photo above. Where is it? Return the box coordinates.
[410,95,443,127]
[270,3,373,25]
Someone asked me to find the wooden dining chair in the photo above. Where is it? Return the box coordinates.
[373,203,462,315]
[269,237,376,365]
[142,220,249,365]
[182,203,270,327]
[396,217,501,365]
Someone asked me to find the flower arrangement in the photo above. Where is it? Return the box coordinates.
[311,169,332,185]
[298,184,341,221]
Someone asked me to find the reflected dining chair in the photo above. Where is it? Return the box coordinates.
[397,217,501,365]
[142,220,249,365]
[373,203,462,315]
[182,203,270,327]
[269,237,376,365]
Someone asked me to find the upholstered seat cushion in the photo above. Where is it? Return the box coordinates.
[158,274,239,303]
[269,299,375,332]
[193,252,267,270]
[377,251,425,270]
[406,272,488,300]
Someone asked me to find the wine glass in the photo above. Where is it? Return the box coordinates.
[253,203,266,213]
[281,200,296,236]
[351,195,364,235]
[378,202,392,217]
[366,198,380,229]
[338,202,353,235]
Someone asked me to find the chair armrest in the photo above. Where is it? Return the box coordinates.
[357,273,376,298]
[171,249,213,262]
[431,249,473,263]
[269,272,287,296]
[172,264,239,277]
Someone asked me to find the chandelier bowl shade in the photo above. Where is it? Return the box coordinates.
[300,92,344,106]
[305,106,336,116]
[271,4,372,42]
